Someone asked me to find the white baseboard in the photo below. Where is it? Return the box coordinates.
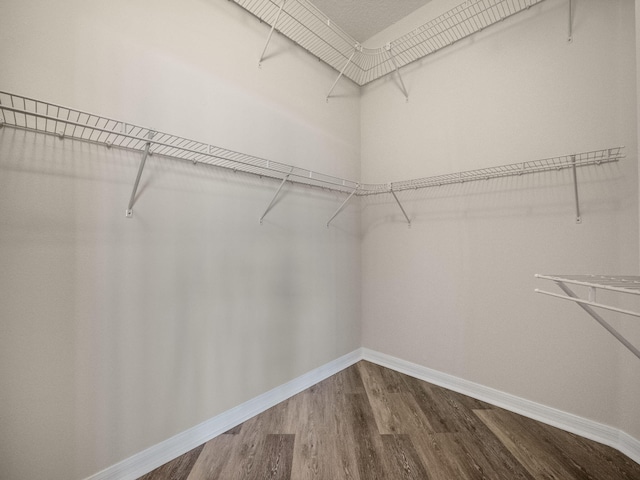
[85,349,363,480]
[86,347,640,479]
[361,348,640,466]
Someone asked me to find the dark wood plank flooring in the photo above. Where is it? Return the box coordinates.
[139,361,640,480]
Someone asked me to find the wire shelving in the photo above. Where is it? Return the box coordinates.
[0,91,624,223]
[536,275,640,360]
[233,0,548,87]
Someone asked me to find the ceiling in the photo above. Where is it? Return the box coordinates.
[309,0,433,43]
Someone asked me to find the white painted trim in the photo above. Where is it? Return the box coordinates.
[86,347,640,480]
[85,349,364,480]
[361,348,640,466]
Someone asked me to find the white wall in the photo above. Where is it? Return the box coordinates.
[0,1,361,479]
[361,0,640,442]
[2,0,639,478]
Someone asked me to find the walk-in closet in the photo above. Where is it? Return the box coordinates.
[1,0,639,479]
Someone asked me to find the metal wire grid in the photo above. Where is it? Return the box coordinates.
[0,91,624,199]
[232,0,546,86]
[536,275,640,295]
[0,91,359,194]
[363,0,546,85]
[235,0,361,78]
[357,148,625,195]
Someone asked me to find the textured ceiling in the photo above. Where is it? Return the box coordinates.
[309,0,433,43]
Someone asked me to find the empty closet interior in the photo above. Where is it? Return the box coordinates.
[0,0,639,479]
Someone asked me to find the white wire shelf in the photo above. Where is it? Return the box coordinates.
[537,275,640,296]
[0,91,624,223]
[234,0,547,86]
[358,148,625,196]
[536,275,640,360]
[0,91,359,195]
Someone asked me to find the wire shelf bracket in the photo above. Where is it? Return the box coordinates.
[568,0,574,43]
[258,0,286,68]
[386,44,409,102]
[535,275,640,360]
[326,45,360,102]
[326,184,359,228]
[390,187,411,228]
[260,168,293,224]
[571,154,581,224]
[125,131,155,218]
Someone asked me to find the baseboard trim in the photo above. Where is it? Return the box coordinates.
[85,349,363,480]
[361,348,640,466]
[86,347,640,479]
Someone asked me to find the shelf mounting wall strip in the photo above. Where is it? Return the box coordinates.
[536,275,640,360]
[0,91,625,226]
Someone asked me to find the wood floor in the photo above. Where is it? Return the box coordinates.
[139,361,640,480]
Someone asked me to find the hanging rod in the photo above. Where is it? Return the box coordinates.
[233,0,547,87]
[0,91,624,223]
[535,275,640,360]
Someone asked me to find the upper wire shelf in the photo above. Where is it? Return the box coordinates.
[358,148,625,195]
[0,91,359,194]
[0,91,624,201]
[233,0,547,86]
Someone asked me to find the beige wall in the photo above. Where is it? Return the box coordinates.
[361,0,640,440]
[1,0,639,479]
[0,1,361,479]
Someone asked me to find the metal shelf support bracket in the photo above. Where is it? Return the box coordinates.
[326,185,359,227]
[125,131,155,218]
[258,0,286,68]
[390,187,411,228]
[326,45,360,102]
[571,154,582,224]
[260,168,292,224]
[568,0,574,43]
[386,44,409,102]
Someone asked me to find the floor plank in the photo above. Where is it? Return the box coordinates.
[139,444,204,480]
[359,362,434,435]
[258,434,294,480]
[185,435,236,480]
[380,434,431,479]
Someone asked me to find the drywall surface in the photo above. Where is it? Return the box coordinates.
[361,0,640,443]
[0,1,361,479]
